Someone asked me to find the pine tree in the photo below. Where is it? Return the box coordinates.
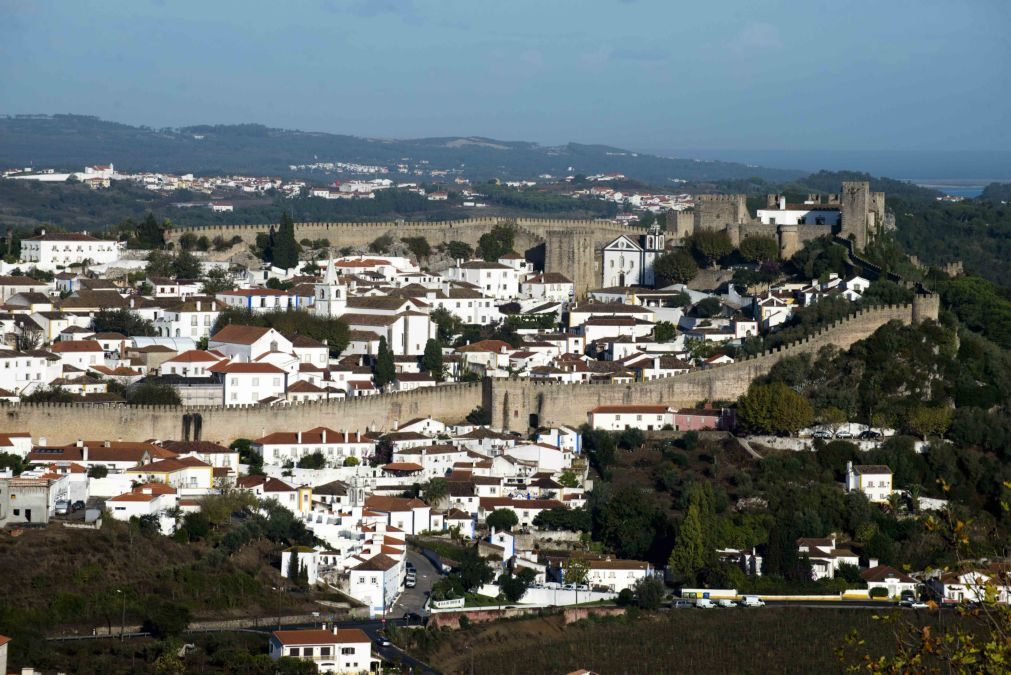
[422,338,444,381]
[137,213,164,249]
[374,337,396,388]
[668,501,706,585]
[271,213,299,270]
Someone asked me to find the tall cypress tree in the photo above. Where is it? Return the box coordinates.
[271,213,299,269]
[375,337,396,388]
[137,213,164,249]
[422,338,444,382]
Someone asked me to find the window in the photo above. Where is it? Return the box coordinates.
[341,647,355,655]
[303,647,313,656]
[289,648,300,656]
[320,647,331,656]
[252,377,259,386]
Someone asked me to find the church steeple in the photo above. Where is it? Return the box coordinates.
[314,252,346,317]
[645,220,664,251]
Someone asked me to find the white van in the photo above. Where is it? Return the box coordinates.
[695,598,716,608]
[741,596,765,607]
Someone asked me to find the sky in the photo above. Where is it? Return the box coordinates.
[2,0,1009,158]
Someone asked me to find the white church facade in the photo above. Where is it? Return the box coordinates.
[601,223,665,288]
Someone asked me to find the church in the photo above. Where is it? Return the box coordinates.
[601,222,665,288]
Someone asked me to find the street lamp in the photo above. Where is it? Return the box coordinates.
[116,589,126,641]
[272,586,281,628]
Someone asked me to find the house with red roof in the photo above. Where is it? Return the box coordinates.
[587,404,674,431]
[269,626,375,673]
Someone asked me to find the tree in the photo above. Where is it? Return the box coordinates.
[457,549,495,591]
[693,297,723,318]
[652,251,698,286]
[466,406,491,425]
[88,464,108,479]
[906,405,953,440]
[172,249,202,279]
[688,230,733,267]
[486,508,519,531]
[137,213,164,249]
[272,213,300,269]
[127,382,181,405]
[93,308,158,337]
[446,240,473,260]
[374,337,396,389]
[201,267,234,294]
[737,381,814,435]
[557,471,579,488]
[739,235,779,263]
[498,568,536,603]
[423,478,448,507]
[653,321,676,343]
[16,326,43,351]
[478,224,516,261]
[145,250,175,278]
[297,451,326,469]
[343,456,360,467]
[431,307,462,345]
[632,576,666,610]
[668,498,707,584]
[401,236,431,260]
[142,601,191,638]
[370,234,395,254]
[422,338,445,381]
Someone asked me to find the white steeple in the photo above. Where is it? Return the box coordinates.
[314,252,346,317]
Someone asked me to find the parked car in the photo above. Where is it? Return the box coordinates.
[71,500,86,512]
[910,601,929,609]
[695,598,716,608]
[717,599,737,608]
[834,429,853,439]
[812,429,833,439]
[54,500,70,516]
[406,562,416,573]
[741,596,766,607]
[402,612,424,624]
[672,599,693,609]
[859,430,883,440]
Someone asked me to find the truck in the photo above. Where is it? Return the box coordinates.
[740,596,765,607]
[695,598,716,609]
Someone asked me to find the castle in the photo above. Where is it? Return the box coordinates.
[165,182,891,298]
[667,180,892,259]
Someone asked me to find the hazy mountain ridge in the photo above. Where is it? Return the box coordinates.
[0,114,802,183]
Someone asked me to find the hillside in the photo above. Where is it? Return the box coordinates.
[0,114,803,183]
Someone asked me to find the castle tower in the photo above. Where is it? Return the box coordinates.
[313,256,346,317]
[777,225,800,260]
[841,181,871,250]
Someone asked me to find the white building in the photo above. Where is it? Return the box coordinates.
[269,627,375,674]
[581,558,655,593]
[845,462,893,503]
[587,405,674,431]
[212,362,287,405]
[348,554,402,618]
[796,535,861,581]
[757,196,841,226]
[443,260,524,300]
[600,222,665,288]
[106,483,179,535]
[19,231,125,271]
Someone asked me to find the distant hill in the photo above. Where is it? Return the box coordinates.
[0,114,802,184]
[980,181,1011,202]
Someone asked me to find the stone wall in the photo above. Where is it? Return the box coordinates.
[487,302,930,431]
[166,216,637,299]
[0,299,938,444]
[2,383,483,445]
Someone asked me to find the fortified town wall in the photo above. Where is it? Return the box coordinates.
[2,295,939,445]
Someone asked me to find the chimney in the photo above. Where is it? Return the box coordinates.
[297,431,302,444]
[344,430,349,443]
[779,195,787,210]
[104,440,111,448]
[76,439,84,447]
[356,431,360,442]
[322,429,327,443]
[82,445,89,463]
[196,300,202,312]
[868,558,879,568]
[38,436,47,446]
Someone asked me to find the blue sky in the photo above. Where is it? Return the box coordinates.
[2,0,1008,154]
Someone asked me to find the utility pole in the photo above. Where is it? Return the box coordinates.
[272,586,281,628]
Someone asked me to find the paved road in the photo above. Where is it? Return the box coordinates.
[393,548,440,616]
